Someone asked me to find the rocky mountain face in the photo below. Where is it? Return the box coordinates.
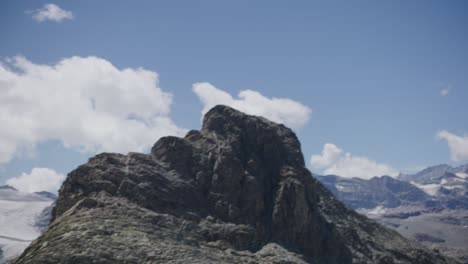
[317,166,468,264]
[15,105,456,264]
[0,186,55,263]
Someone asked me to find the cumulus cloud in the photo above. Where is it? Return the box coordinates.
[192,82,311,130]
[32,3,74,22]
[437,130,468,161]
[6,168,65,193]
[311,143,399,179]
[0,56,186,164]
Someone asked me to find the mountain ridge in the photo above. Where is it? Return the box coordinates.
[316,166,468,264]
[399,164,468,183]
[14,105,457,264]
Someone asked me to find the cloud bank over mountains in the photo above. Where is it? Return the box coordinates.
[6,167,65,193]
[193,82,311,130]
[437,130,468,161]
[0,56,186,164]
[1,54,464,192]
[0,56,312,193]
[311,143,399,179]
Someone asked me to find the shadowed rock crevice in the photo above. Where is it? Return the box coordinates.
[16,105,457,264]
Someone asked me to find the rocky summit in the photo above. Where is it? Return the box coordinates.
[14,105,457,264]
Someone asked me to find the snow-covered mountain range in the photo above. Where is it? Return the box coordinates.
[0,186,55,263]
[317,163,468,263]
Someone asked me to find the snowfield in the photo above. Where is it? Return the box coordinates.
[0,187,54,262]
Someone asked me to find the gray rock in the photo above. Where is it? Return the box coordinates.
[14,105,458,264]
[34,205,54,232]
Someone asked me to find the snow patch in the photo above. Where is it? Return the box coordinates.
[0,188,54,261]
[357,205,387,217]
[443,185,464,190]
[410,182,441,196]
[367,205,386,215]
[335,184,346,191]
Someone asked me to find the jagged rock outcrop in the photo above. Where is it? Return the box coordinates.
[14,105,458,264]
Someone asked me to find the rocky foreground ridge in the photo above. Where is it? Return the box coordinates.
[14,105,457,264]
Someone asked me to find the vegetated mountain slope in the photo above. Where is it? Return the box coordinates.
[0,186,55,263]
[317,167,468,264]
[15,105,456,264]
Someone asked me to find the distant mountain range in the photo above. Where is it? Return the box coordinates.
[0,186,56,263]
[399,164,468,183]
[317,163,468,264]
[317,175,432,209]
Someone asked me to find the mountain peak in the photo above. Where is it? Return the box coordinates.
[15,106,456,264]
[399,162,468,185]
[200,104,305,167]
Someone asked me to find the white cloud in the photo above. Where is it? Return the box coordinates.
[32,3,74,22]
[437,130,468,161]
[192,82,311,130]
[440,87,450,96]
[6,168,65,193]
[0,55,186,164]
[311,143,399,179]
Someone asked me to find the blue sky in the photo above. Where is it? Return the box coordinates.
[1,0,467,191]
